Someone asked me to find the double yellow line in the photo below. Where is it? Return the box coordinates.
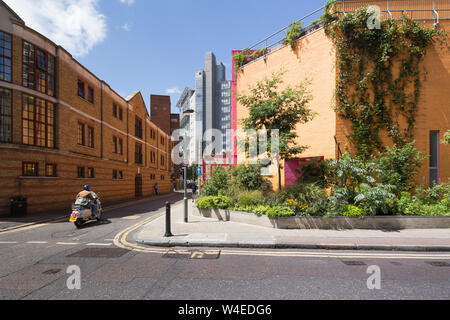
[113,207,450,260]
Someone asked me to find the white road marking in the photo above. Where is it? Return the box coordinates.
[27,241,48,244]
[56,242,80,246]
[86,243,112,246]
[0,241,18,244]
[121,216,142,220]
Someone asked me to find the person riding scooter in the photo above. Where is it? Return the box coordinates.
[76,185,99,218]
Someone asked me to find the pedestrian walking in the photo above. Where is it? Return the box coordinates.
[154,183,159,196]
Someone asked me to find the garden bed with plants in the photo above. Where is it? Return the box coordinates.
[195,145,450,230]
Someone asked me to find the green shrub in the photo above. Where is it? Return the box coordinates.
[235,190,266,207]
[265,206,296,217]
[376,142,425,195]
[354,183,396,216]
[201,167,231,197]
[231,165,266,191]
[340,205,367,218]
[197,196,232,210]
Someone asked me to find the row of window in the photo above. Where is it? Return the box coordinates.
[22,162,57,177]
[77,80,94,103]
[22,162,167,182]
[77,122,94,148]
[150,174,165,181]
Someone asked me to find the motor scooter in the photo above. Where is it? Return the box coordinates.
[69,195,103,229]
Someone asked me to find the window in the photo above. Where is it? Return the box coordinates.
[113,136,117,154]
[113,170,123,180]
[88,167,95,179]
[0,88,12,142]
[77,122,94,148]
[77,167,85,178]
[22,95,55,148]
[22,41,55,96]
[119,138,123,155]
[430,131,440,187]
[23,162,38,176]
[77,122,85,146]
[87,86,94,103]
[87,126,94,148]
[45,164,57,177]
[0,32,12,82]
[161,136,165,145]
[135,142,143,164]
[150,129,155,140]
[135,116,143,139]
[150,151,156,164]
[150,174,155,180]
[161,154,165,166]
[161,175,165,181]
[77,80,85,98]
[113,104,117,118]
[118,107,123,121]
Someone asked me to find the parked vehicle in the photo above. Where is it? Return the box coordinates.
[69,195,103,229]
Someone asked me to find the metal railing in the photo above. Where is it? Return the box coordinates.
[245,0,449,53]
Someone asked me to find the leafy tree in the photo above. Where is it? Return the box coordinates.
[201,167,231,197]
[237,70,316,190]
[231,164,265,191]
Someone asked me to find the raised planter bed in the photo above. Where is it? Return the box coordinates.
[192,206,450,230]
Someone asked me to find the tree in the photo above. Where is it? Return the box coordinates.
[237,70,315,190]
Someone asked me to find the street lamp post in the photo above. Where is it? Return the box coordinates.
[182,108,195,224]
[184,166,188,223]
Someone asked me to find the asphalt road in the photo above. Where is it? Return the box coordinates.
[0,193,449,301]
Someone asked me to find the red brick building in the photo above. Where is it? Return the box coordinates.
[0,1,175,215]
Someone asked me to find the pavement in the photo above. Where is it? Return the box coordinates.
[136,201,450,252]
[0,192,179,233]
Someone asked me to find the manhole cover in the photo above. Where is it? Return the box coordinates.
[67,248,129,258]
[162,250,221,260]
[42,269,62,275]
[341,260,367,266]
[426,261,450,267]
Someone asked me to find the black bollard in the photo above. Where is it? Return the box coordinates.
[164,201,173,237]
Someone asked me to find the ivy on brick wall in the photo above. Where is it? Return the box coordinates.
[323,6,447,160]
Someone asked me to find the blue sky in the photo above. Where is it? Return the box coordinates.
[5,0,326,114]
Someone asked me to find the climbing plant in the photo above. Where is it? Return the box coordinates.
[282,22,305,50]
[323,6,446,160]
[233,48,269,72]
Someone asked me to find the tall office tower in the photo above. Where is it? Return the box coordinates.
[201,52,231,154]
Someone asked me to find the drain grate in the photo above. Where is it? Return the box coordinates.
[426,261,450,267]
[67,248,130,258]
[162,250,221,260]
[42,269,62,275]
[390,261,402,266]
[341,260,367,266]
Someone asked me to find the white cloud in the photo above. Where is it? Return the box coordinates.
[121,23,131,32]
[119,0,134,5]
[4,0,107,57]
[166,87,181,95]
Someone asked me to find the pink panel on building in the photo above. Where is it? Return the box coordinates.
[285,156,325,187]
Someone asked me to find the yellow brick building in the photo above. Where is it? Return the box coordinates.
[234,0,450,190]
[0,1,175,215]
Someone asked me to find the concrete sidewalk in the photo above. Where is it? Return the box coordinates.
[136,202,450,252]
[0,192,178,233]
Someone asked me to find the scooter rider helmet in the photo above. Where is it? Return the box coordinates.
[83,185,91,191]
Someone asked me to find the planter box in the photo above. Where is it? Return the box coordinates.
[193,206,450,230]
